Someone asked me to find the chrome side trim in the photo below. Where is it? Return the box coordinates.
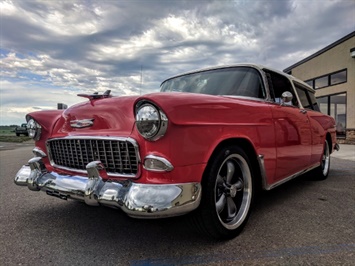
[265,163,320,190]
[14,159,201,218]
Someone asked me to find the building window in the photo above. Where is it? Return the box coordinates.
[330,70,347,85]
[305,69,347,90]
[318,97,328,114]
[315,76,328,89]
[305,80,313,87]
[317,93,347,138]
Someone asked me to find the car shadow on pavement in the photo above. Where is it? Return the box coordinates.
[16,170,325,241]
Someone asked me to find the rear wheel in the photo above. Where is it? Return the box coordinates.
[314,140,330,180]
[192,146,253,239]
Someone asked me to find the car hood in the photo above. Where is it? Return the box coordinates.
[50,95,140,137]
[140,92,265,125]
[29,92,265,138]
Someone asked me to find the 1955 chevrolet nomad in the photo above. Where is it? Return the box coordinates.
[15,64,339,239]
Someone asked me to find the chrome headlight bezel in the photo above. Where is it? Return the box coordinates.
[27,118,42,141]
[135,102,168,141]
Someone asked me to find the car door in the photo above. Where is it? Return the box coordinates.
[264,70,312,182]
[293,82,325,166]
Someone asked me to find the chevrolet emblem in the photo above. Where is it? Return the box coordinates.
[70,119,94,128]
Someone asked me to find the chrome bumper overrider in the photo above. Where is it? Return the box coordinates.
[14,157,201,218]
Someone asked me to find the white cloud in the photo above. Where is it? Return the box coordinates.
[0,0,354,125]
[0,0,16,14]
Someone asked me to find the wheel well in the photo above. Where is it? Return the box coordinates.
[205,138,263,191]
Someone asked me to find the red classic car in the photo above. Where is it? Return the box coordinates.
[15,64,339,239]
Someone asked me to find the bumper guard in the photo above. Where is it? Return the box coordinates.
[14,157,201,218]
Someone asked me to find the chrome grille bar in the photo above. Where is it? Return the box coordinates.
[47,137,140,177]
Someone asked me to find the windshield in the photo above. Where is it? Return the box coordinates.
[161,67,265,98]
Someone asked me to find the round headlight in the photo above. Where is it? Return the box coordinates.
[135,103,168,141]
[27,119,42,140]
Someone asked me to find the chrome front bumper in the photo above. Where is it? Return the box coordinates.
[14,157,201,218]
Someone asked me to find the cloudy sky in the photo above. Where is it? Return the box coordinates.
[1,0,354,125]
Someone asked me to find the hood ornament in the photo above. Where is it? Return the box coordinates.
[70,118,94,128]
[77,90,112,100]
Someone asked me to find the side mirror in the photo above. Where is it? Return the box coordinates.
[281,91,293,105]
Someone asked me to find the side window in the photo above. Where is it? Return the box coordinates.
[295,86,311,109]
[294,82,320,111]
[230,68,266,98]
[308,91,320,112]
[264,70,298,106]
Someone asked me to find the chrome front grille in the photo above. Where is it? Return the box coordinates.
[47,137,139,177]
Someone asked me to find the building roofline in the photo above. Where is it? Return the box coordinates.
[283,31,355,73]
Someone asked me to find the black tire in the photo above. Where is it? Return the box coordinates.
[192,145,254,239]
[16,133,20,136]
[313,140,330,180]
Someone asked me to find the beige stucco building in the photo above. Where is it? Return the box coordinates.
[284,31,355,144]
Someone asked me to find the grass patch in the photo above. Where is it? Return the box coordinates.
[0,129,16,135]
[0,135,31,143]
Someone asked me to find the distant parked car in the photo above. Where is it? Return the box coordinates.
[15,123,28,136]
[14,64,339,239]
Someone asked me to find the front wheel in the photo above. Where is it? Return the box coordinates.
[191,146,253,239]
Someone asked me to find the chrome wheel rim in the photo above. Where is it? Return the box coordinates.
[321,141,330,176]
[214,154,252,230]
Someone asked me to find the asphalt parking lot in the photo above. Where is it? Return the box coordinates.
[0,143,354,265]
